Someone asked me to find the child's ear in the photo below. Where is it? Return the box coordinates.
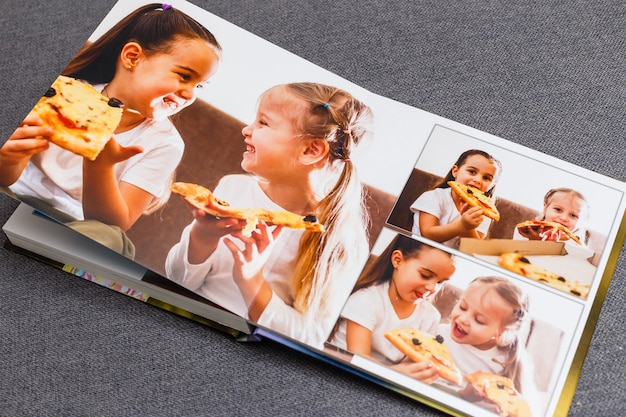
[120,42,144,69]
[390,250,404,268]
[300,138,329,166]
[450,164,459,179]
[496,328,516,347]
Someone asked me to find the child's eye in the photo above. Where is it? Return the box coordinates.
[178,73,191,81]
[195,81,210,90]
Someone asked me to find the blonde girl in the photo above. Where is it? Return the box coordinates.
[331,234,456,382]
[0,4,221,239]
[166,82,373,347]
[410,149,502,248]
[439,276,539,413]
[515,187,590,246]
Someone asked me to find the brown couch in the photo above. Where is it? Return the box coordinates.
[126,99,397,277]
[386,168,606,257]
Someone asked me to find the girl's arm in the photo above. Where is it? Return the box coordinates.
[0,115,52,187]
[165,222,216,291]
[81,138,145,230]
[187,210,245,264]
[223,223,283,321]
[419,206,484,242]
[345,320,373,357]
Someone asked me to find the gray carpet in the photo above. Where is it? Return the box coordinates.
[1,0,624,416]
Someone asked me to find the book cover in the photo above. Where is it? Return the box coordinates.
[1,1,625,416]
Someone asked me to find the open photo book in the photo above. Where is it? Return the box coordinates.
[1,1,625,416]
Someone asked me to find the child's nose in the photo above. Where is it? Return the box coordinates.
[457,312,470,325]
[178,85,195,101]
[242,125,252,137]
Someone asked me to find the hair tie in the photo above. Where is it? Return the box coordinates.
[157,4,172,11]
[323,103,330,108]
[342,158,351,163]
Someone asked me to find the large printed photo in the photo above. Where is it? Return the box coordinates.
[0,0,425,348]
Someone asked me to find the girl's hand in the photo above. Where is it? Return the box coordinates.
[224,222,283,287]
[391,358,440,384]
[459,203,484,230]
[86,137,143,166]
[457,383,486,402]
[223,222,283,319]
[0,114,52,186]
[187,208,246,264]
[2,114,52,158]
[518,224,561,241]
[191,208,246,241]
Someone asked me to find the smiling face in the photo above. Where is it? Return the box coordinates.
[449,284,514,350]
[543,191,584,231]
[451,154,498,193]
[120,37,220,121]
[240,87,308,181]
[390,247,455,304]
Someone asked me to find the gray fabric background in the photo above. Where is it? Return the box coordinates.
[1,0,624,415]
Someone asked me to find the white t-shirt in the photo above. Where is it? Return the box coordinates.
[410,187,491,248]
[437,322,505,376]
[166,174,342,346]
[331,281,441,365]
[10,103,184,220]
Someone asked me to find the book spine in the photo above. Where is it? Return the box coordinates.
[3,239,251,340]
[61,264,149,302]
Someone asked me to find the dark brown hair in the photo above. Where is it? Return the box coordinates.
[63,3,221,84]
[436,149,502,197]
[353,234,452,293]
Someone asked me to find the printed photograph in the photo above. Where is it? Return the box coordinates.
[326,227,585,417]
[386,124,624,299]
[0,0,425,347]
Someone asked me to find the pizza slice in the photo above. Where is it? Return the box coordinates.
[31,75,123,160]
[447,181,500,221]
[498,252,589,298]
[516,220,582,246]
[384,328,462,385]
[464,372,532,417]
[170,182,325,236]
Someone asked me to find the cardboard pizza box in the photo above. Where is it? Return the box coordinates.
[459,238,566,256]
[459,238,597,288]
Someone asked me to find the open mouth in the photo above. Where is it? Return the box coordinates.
[163,97,179,111]
[245,143,255,153]
[452,322,468,338]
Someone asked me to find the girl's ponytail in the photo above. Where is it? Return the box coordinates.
[285,83,373,325]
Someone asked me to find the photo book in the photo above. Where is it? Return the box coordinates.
[1,1,625,416]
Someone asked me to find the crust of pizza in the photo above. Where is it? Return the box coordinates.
[447,181,500,221]
[464,372,532,417]
[498,252,589,298]
[384,328,462,385]
[516,220,582,246]
[31,75,123,160]
[170,182,325,236]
